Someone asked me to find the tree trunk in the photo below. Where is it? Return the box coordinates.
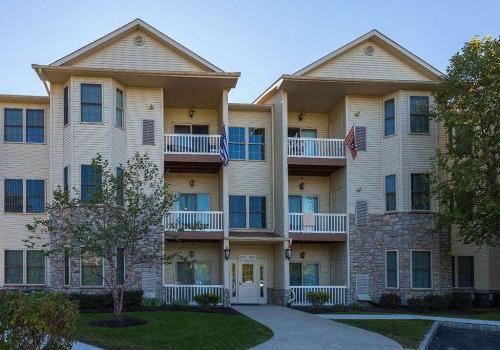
[112,287,123,317]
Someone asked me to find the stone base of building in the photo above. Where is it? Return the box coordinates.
[270,288,291,305]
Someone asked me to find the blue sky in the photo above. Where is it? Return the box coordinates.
[0,0,498,102]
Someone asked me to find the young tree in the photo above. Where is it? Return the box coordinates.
[26,153,174,316]
[432,36,500,247]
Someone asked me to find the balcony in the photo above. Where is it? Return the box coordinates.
[164,134,222,173]
[289,213,346,237]
[164,211,224,240]
[287,138,346,175]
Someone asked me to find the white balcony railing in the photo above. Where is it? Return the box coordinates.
[289,213,346,233]
[164,134,220,155]
[288,137,345,158]
[289,286,347,306]
[163,284,224,305]
[164,211,223,232]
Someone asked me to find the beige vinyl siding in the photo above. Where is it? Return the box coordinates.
[164,108,219,134]
[288,112,329,138]
[230,244,274,288]
[164,242,222,284]
[346,95,384,214]
[329,99,346,138]
[489,246,500,290]
[304,40,432,81]
[70,29,207,72]
[166,173,220,211]
[330,168,346,213]
[227,109,273,231]
[399,90,438,211]
[0,100,50,286]
[288,176,330,213]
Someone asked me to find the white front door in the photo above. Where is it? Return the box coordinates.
[238,261,258,304]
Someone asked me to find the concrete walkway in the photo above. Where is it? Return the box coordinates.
[319,314,500,327]
[234,305,402,350]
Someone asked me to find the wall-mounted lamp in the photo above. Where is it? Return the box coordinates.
[149,104,154,110]
[355,111,360,117]
[356,186,362,192]
[300,251,306,259]
[285,248,292,260]
[189,109,195,118]
[299,182,305,191]
[298,112,304,121]
[189,179,195,187]
[189,250,195,258]
[224,248,231,260]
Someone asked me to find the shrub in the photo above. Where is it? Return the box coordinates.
[0,291,78,350]
[141,297,162,308]
[379,293,402,309]
[407,297,426,312]
[448,293,472,310]
[306,291,330,307]
[171,298,189,311]
[123,290,144,307]
[69,290,143,310]
[194,293,220,307]
[407,294,448,312]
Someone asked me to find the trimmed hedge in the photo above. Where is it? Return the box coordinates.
[193,293,220,306]
[378,293,402,309]
[69,290,143,310]
[407,294,448,312]
[305,291,330,307]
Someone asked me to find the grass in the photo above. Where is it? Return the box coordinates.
[337,319,433,349]
[75,311,273,350]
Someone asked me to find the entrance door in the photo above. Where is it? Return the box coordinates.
[237,261,259,304]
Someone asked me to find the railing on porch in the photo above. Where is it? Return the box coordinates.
[289,213,346,233]
[163,284,224,305]
[164,211,224,232]
[288,137,345,158]
[289,286,347,305]
[164,134,220,155]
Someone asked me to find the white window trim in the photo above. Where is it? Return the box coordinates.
[172,260,211,285]
[114,87,125,130]
[228,126,267,162]
[385,174,397,213]
[383,98,396,138]
[408,95,431,135]
[3,249,46,286]
[3,178,47,215]
[409,172,432,212]
[63,85,70,127]
[452,255,475,289]
[384,250,399,289]
[290,261,321,286]
[229,195,268,231]
[410,249,433,290]
[80,254,105,288]
[80,83,103,124]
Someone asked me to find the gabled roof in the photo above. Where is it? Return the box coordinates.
[50,19,223,72]
[293,29,442,78]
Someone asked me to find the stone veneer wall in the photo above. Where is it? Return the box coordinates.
[349,213,451,303]
[271,288,291,305]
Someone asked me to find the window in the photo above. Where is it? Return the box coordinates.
[81,254,103,287]
[26,180,45,213]
[81,84,102,122]
[248,128,265,160]
[385,175,396,212]
[229,196,246,228]
[176,262,210,285]
[452,125,473,156]
[384,98,395,136]
[249,196,266,229]
[4,108,22,142]
[4,250,23,284]
[26,109,44,143]
[81,165,102,203]
[117,248,125,286]
[229,127,245,160]
[4,179,23,213]
[385,251,398,289]
[116,167,124,205]
[64,253,71,286]
[63,166,69,193]
[453,256,474,288]
[63,86,69,126]
[410,96,429,133]
[26,251,45,284]
[115,88,124,128]
[142,119,155,145]
[411,174,430,210]
[412,251,431,288]
[289,263,319,286]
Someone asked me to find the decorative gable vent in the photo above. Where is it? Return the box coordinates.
[356,274,370,301]
[355,126,367,151]
[133,35,145,46]
[356,200,368,226]
[142,119,155,145]
[364,45,375,56]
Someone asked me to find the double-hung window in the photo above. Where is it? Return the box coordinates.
[26,109,44,143]
[176,261,210,285]
[385,251,398,289]
[229,195,267,229]
[81,84,102,122]
[4,250,23,284]
[81,253,103,287]
[4,250,45,285]
[289,263,319,286]
[26,250,45,284]
[4,179,23,213]
[411,251,431,288]
[248,128,265,160]
[411,174,430,210]
[384,98,395,136]
[63,86,69,126]
[249,196,266,229]
[385,175,396,212]
[410,96,429,133]
[115,88,124,128]
[63,166,70,193]
[116,167,124,206]
[81,165,102,203]
[4,108,23,142]
[26,180,45,213]
[228,127,245,160]
[452,256,474,288]
[229,195,246,228]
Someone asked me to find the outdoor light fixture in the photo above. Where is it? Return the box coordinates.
[300,251,306,259]
[224,248,231,260]
[189,109,195,118]
[189,250,195,258]
[285,248,292,260]
[149,104,154,110]
[299,182,305,190]
[298,112,304,121]
[189,179,195,187]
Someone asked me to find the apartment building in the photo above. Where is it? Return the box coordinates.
[1,19,494,305]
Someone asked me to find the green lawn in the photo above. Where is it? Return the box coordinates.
[337,319,433,349]
[76,311,273,350]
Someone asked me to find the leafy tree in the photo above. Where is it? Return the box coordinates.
[432,36,500,247]
[26,153,175,316]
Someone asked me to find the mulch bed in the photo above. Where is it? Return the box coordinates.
[81,305,240,315]
[88,317,150,328]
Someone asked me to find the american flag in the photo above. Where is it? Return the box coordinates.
[220,125,229,166]
[344,124,357,159]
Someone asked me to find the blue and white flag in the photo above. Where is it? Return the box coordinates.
[220,125,229,166]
